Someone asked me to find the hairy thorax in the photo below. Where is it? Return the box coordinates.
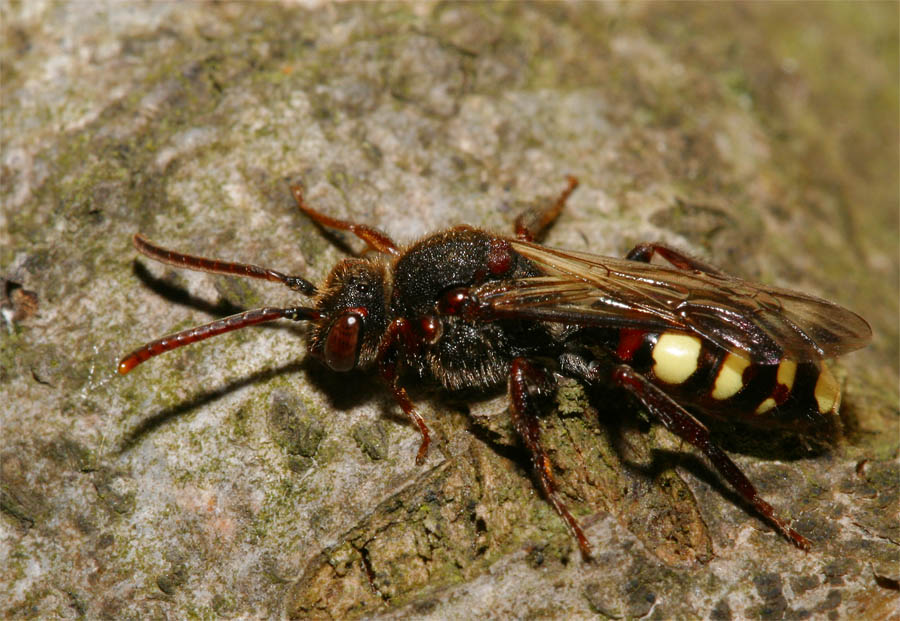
[390,228,552,391]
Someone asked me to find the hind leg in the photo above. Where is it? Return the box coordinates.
[514,176,579,242]
[626,242,725,276]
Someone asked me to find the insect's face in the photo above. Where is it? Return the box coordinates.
[309,258,390,372]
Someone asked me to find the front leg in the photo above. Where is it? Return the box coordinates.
[376,317,431,465]
[291,183,401,256]
[508,357,592,558]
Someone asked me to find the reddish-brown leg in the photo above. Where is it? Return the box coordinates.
[376,317,431,464]
[610,363,812,550]
[117,306,322,374]
[515,176,579,242]
[132,234,317,295]
[290,183,401,256]
[626,242,725,276]
[509,357,592,559]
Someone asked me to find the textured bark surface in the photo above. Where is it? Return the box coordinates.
[2,3,898,619]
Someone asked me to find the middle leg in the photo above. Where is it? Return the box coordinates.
[508,357,591,558]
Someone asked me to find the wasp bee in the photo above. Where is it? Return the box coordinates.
[118,177,871,556]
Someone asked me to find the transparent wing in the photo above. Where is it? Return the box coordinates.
[472,240,871,364]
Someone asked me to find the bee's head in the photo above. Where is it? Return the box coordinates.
[309,258,390,372]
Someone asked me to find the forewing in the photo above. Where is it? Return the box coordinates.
[476,240,871,364]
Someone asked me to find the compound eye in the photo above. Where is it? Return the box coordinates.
[324,311,363,372]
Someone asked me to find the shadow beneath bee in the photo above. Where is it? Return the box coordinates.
[627,447,747,512]
[588,380,834,462]
[462,406,530,465]
[704,419,836,461]
[113,359,308,456]
[133,260,244,318]
[299,358,383,411]
[132,260,310,342]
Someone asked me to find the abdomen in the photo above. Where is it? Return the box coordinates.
[612,328,841,430]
